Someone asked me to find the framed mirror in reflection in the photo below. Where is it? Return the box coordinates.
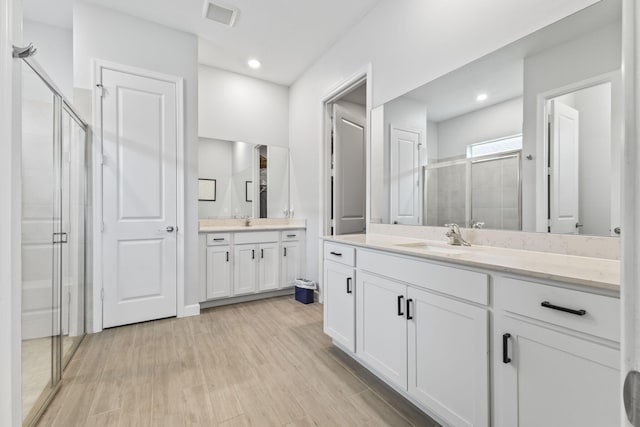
[371,0,621,237]
[198,138,290,219]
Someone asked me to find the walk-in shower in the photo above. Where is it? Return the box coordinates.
[20,53,90,427]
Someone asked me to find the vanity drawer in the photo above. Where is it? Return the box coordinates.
[324,242,355,266]
[281,230,304,241]
[234,231,279,244]
[495,277,620,342]
[357,249,488,305]
[206,233,231,246]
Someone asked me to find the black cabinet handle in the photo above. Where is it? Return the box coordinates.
[541,301,586,316]
[397,295,404,316]
[287,234,296,238]
[251,250,255,260]
[330,251,342,257]
[213,238,225,241]
[284,247,287,257]
[503,333,512,364]
[406,299,413,320]
[346,277,352,294]
[261,249,264,259]
[226,251,229,262]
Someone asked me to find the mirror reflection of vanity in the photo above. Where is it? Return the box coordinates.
[198,138,290,219]
[371,0,621,237]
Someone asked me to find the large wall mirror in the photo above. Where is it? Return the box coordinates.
[371,0,621,237]
[198,138,290,219]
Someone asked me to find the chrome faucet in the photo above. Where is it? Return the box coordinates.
[445,223,471,246]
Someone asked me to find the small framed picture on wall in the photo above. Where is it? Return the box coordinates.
[198,178,216,201]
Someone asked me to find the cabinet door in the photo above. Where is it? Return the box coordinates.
[407,287,489,427]
[495,316,619,427]
[233,244,257,296]
[356,271,408,389]
[206,246,232,300]
[281,241,301,288]
[323,261,356,352]
[258,242,279,292]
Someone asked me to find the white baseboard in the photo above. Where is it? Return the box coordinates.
[181,303,200,318]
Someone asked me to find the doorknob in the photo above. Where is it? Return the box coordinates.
[159,226,175,232]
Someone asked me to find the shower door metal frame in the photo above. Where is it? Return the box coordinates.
[20,55,89,427]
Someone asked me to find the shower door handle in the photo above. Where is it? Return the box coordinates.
[53,232,68,244]
[159,226,175,233]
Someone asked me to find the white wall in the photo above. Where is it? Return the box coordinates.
[289,0,599,284]
[199,65,289,147]
[198,138,233,219]
[522,21,622,231]
[435,96,523,159]
[23,19,73,99]
[73,2,201,306]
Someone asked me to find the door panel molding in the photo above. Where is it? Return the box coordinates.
[92,60,185,332]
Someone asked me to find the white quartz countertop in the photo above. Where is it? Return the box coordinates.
[199,224,305,233]
[322,234,620,292]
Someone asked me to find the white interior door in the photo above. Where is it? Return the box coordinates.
[101,67,178,328]
[549,100,580,234]
[390,127,421,225]
[333,102,366,235]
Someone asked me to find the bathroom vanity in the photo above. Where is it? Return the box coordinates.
[198,220,306,306]
[322,234,619,427]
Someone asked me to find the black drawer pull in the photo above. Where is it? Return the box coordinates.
[406,299,413,320]
[213,238,225,241]
[251,250,255,260]
[330,251,342,257]
[397,295,404,316]
[287,234,297,238]
[541,301,586,316]
[503,333,511,364]
[284,247,287,257]
[346,277,352,294]
[226,251,229,262]
[261,249,264,259]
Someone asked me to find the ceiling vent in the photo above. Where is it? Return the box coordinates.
[203,2,239,27]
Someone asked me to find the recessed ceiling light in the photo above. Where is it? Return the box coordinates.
[476,93,488,102]
[248,59,261,69]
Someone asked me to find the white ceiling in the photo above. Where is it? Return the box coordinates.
[81,0,381,86]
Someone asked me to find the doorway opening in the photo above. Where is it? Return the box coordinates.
[324,79,368,236]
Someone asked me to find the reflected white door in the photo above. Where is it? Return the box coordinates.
[390,127,421,225]
[549,100,580,234]
[101,67,178,328]
[333,102,366,235]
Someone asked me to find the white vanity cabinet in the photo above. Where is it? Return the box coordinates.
[493,277,620,427]
[281,230,305,288]
[323,242,356,352]
[322,239,619,427]
[354,252,489,427]
[205,245,232,299]
[199,228,305,304]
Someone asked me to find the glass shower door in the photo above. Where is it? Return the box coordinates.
[21,62,63,424]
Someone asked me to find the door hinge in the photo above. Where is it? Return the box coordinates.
[96,84,105,97]
[101,222,105,232]
[100,288,104,300]
[547,166,552,175]
[98,153,105,165]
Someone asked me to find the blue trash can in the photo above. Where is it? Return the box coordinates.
[295,279,316,304]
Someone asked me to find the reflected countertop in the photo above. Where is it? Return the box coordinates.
[322,233,620,292]
[199,224,306,233]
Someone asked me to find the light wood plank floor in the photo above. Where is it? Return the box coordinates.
[37,296,440,427]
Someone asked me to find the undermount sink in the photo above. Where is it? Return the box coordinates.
[394,242,467,255]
